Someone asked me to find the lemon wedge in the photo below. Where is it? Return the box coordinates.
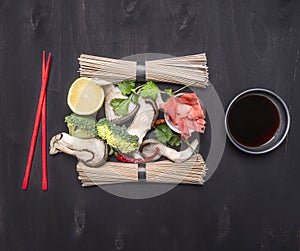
[67,77,104,115]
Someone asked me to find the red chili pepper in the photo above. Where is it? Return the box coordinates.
[153,119,166,128]
[115,153,132,163]
[115,147,160,163]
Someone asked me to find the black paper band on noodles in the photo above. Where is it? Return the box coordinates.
[138,164,146,182]
[136,61,146,82]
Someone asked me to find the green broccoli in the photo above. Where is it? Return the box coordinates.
[65,113,97,138]
[97,118,139,154]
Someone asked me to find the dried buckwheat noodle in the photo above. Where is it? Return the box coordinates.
[78,54,208,87]
[77,154,206,187]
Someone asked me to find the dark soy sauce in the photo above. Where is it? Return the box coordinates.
[228,94,280,147]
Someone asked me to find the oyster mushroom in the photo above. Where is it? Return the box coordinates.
[104,83,164,143]
[139,138,199,163]
[49,133,108,167]
[127,96,161,145]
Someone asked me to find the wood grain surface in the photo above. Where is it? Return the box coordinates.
[1,0,300,250]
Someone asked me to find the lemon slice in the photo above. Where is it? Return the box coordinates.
[67,77,104,115]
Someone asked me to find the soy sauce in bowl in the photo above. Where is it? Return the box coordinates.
[227,95,280,147]
[225,88,290,154]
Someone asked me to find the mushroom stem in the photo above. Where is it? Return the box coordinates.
[49,133,108,168]
[140,139,199,163]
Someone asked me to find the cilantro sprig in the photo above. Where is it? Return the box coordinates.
[110,80,198,116]
[161,82,198,98]
[110,80,160,116]
[110,97,131,116]
[154,124,181,147]
[140,81,160,100]
[117,80,136,95]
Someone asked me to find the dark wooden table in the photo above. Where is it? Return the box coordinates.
[1,0,300,250]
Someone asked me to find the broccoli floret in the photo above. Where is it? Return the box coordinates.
[65,113,97,138]
[97,118,139,154]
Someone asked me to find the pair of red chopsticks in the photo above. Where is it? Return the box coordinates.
[22,51,52,191]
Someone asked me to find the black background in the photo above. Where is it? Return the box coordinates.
[1,0,300,250]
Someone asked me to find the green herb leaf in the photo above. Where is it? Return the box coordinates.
[154,123,182,146]
[140,81,160,100]
[169,134,182,146]
[154,124,173,143]
[164,88,174,97]
[117,80,135,96]
[110,98,131,116]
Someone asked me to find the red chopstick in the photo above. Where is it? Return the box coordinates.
[41,51,48,191]
[22,51,52,190]
[41,95,47,190]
